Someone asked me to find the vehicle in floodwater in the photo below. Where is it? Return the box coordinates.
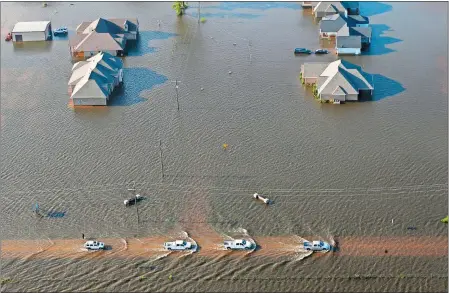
[83,240,105,250]
[294,48,312,55]
[304,240,331,251]
[164,240,194,251]
[223,239,255,250]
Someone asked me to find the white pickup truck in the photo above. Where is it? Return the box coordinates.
[303,240,331,252]
[83,240,105,250]
[164,240,194,251]
[223,239,254,250]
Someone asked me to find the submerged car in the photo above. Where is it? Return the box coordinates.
[303,240,331,252]
[164,240,194,251]
[54,27,68,35]
[83,240,105,250]
[315,49,329,54]
[223,239,254,250]
[294,48,312,55]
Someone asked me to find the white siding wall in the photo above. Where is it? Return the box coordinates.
[337,48,361,55]
[332,94,346,102]
[345,94,359,101]
[85,50,118,57]
[72,98,107,106]
[12,31,46,42]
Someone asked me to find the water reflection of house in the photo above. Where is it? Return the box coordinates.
[301,60,374,103]
[69,18,138,60]
[68,52,123,106]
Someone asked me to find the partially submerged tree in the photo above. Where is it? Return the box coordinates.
[172,1,188,16]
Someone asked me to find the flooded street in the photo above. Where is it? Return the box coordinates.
[1,2,447,292]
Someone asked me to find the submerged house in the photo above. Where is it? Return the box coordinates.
[68,51,124,106]
[11,21,52,42]
[319,13,371,54]
[336,36,362,55]
[301,1,318,8]
[349,26,372,48]
[313,2,347,18]
[300,60,374,103]
[69,18,138,60]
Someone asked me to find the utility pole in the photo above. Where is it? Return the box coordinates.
[171,80,181,111]
[198,2,201,23]
[159,139,164,179]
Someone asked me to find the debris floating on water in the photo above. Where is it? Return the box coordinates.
[222,143,228,150]
[253,193,270,204]
[228,71,232,74]
[233,43,237,46]
[200,87,204,91]
[124,194,142,206]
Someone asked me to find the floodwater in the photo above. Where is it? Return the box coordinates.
[1,2,448,292]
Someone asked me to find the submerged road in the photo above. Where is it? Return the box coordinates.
[2,235,447,260]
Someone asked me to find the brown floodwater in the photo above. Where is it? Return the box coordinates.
[1,1,448,292]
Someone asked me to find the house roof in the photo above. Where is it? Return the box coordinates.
[71,31,125,52]
[76,18,139,34]
[332,86,347,95]
[336,35,362,49]
[320,14,347,32]
[317,60,373,96]
[69,52,123,99]
[12,21,50,33]
[314,2,346,14]
[71,78,109,99]
[301,63,329,78]
[108,18,139,32]
[350,27,372,38]
[347,15,369,24]
[82,18,124,34]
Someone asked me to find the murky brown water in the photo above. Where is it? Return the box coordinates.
[1,2,448,292]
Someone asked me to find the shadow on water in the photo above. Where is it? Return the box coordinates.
[370,74,405,101]
[359,1,393,17]
[363,24,402,56]
[126,31,177,56]
[109,67,168,106]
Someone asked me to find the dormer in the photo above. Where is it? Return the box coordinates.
[123,21,129,32]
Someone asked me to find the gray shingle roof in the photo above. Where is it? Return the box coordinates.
[301,63,330,78]
[316,60,373,96]
[77,18,139,35]
[72,32,125,51]
[314,1,346,13]
[336,35,362,49]
[70,52,123,100]
[348,15,369,24]
[320,14,347,32]
[350,27,372,38]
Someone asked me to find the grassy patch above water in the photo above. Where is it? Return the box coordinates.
[441,216,448,223]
